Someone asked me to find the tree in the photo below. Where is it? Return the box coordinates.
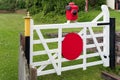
[85,0,88,12]
[16,0,26,9]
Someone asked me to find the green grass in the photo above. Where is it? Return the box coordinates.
[110,10,120,31]
[0,9,120,80]
[0,14,24,80]
[38,65,105,80]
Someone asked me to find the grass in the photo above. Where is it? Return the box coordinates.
[0,9,120,80]
[0,13,24,80]
[38,65,105,80]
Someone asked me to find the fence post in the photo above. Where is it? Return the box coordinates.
[24,12,31,65]
[30,66,37,80]
[110,18,116,69]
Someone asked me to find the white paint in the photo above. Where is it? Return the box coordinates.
[117,56,120,64]
[29,5,110,76]
[106,0,115,9]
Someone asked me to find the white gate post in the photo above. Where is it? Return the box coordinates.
[58,27,62,75]
[83,26,87,70]
[102,5,110,67]
[30,19,34,65]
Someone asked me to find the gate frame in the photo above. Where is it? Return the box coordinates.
[24,5,116,76]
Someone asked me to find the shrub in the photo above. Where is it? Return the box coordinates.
[0,0,16,10]
[16,0,26,9]
[0,0,26,10]
[26,0,106,15]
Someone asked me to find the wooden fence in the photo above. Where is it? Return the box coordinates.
[19,34,37,80]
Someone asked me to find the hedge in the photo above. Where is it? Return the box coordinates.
[26,0,106,15]
[0,0,25,10]
[0,0,106,14]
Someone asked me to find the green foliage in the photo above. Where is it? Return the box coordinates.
[33,10,101,24]
[0,0,105,13]
[89,0,106,9]
[0,0,16,10]
[26,0,105,15]
[16,0,26,9]
[26,0,84,15]
[0,0,26,10]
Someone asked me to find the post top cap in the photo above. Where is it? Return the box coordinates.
[25,12,31,18]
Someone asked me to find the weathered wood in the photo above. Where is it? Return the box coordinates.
[19,34,37,80]
[20,33,25,51]
[101,71,120,80]
[19,46,28,80]
[116,56,120,64]
[30,66,37,80]
[19,33,27,80]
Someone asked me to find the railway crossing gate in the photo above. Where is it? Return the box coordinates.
[24,5,115,76]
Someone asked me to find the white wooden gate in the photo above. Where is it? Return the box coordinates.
[30,5,110,76]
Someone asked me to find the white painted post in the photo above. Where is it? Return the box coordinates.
[101,5,110,67]
[83,26,87,70]
[58,27,62,75]
[67,20,70,23]
[30,19,34,65]
[101,5,109,22]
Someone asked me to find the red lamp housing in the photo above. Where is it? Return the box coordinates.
[66,2,79,21]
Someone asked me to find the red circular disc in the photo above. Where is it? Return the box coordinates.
[62,33,83,60]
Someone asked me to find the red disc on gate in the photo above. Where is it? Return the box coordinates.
[62,33,83,60]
